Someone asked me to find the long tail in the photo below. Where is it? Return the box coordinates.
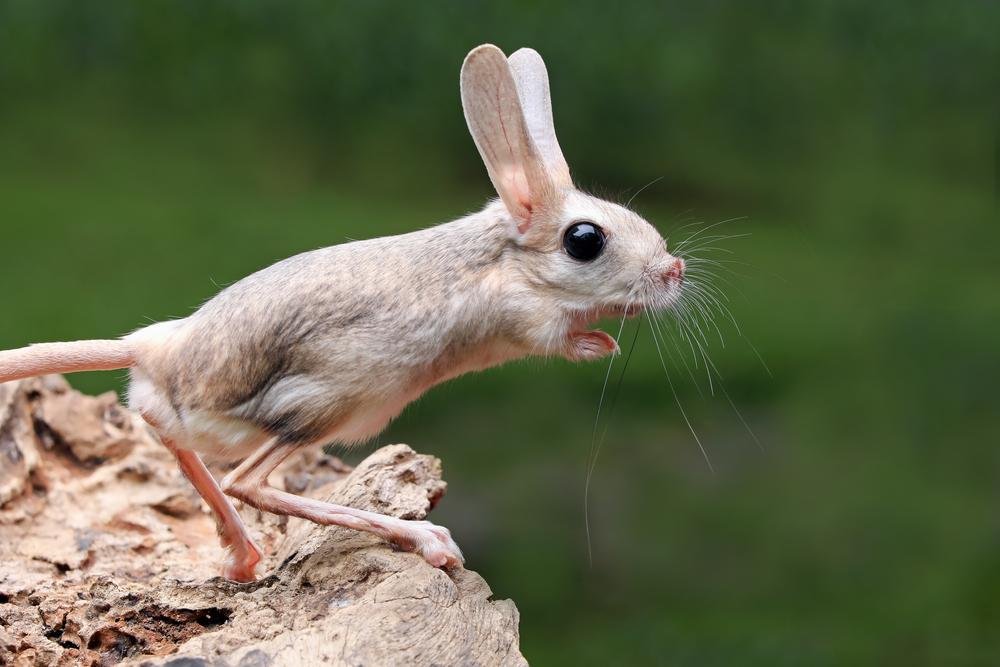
[0,339,135,383]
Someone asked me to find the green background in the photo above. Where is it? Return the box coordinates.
[1,2,998,664]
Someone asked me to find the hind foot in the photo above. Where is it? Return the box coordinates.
[222,540,263,583]
[390,520,464,568]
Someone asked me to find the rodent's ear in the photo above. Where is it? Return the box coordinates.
[461,44,557,233]
[507,48,572,190]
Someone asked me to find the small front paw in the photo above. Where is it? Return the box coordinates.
[566,330,619,361]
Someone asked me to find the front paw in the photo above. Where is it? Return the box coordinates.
[565,330,619,362]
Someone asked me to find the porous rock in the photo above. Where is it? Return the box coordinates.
[0,376,525,666]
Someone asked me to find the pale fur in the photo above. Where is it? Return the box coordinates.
[0,44,684,466]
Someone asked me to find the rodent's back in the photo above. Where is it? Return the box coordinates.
[130,208,516,445]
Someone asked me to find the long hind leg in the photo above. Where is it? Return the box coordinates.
[156,433,263,582]
[220,440,463,568]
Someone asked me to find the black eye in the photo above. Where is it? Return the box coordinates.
[563,221,606,261]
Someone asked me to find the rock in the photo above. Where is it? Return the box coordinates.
[0,377,526,666]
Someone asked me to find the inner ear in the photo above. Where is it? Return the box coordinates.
[460,44,555,232]
[501,169,534,228]
[508,48,572,189]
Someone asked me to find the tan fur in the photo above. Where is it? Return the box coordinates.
[0,44,687,578]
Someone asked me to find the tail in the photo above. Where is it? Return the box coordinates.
[0,339,135,384]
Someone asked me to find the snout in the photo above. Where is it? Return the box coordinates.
[661,257,685,286]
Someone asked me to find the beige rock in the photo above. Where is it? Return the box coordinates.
[0,377,525,666]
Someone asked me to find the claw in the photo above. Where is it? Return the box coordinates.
[222,542,262,583]
[396,520,464,569]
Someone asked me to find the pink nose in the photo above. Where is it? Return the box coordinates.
[662,258,685,285]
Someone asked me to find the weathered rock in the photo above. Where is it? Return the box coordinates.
[0,377,525,666]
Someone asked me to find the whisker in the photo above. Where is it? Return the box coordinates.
[584,309,631,566]
[671,217,749,250]
[646,312,715,473]
[653,306,712,398]
[677,243,739,256]
[673,315,766,453]
[675,232,753,251]
[681,285,726,348]
[685,274,773,378]
[647,219,771,460]
[670,222,746,247]
[650,312,706,398]
[625,176,664,209]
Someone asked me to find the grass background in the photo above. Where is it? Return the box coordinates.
[1,2,998,664]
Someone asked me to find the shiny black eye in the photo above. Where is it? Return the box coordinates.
[562,221,606,261]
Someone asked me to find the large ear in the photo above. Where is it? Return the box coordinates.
[461,44,556,231]
[507,48,572,189]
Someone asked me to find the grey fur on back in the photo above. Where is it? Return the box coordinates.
[128,205,525,451]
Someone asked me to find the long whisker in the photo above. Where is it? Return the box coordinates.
[649,219,771,460]
[672,262,766,447]
[625,176,664,209]
[677,244,774,379]
[686,274,774,379]
[584,310,630,565]
[674,315,766,453]
[671,217,749,251]
[649,311,705,398]
[666,247,767,452]
[670,218,748,244]
[675,232,753,252]
[683,284,728,347]
[647,312,715,473]
[647,296,704,386]
[675,242,741,256]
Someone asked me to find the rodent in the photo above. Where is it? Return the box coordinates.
[0,44,685,582]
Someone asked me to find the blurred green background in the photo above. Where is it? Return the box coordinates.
[1,2,998,664]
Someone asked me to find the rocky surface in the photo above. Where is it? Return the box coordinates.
[0,376,525,666]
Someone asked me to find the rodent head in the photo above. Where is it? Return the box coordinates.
[461,45,683,357]
[511,190,683,316]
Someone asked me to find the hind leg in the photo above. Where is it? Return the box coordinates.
[157,433,263,582]
[221,440,463,568]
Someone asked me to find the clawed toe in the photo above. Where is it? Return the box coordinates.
[396,520,464,569]
[222,542,262,583]
[223,560,258,583]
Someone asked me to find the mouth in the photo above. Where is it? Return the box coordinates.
[600,303,645,321]
[577,302,645,327]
